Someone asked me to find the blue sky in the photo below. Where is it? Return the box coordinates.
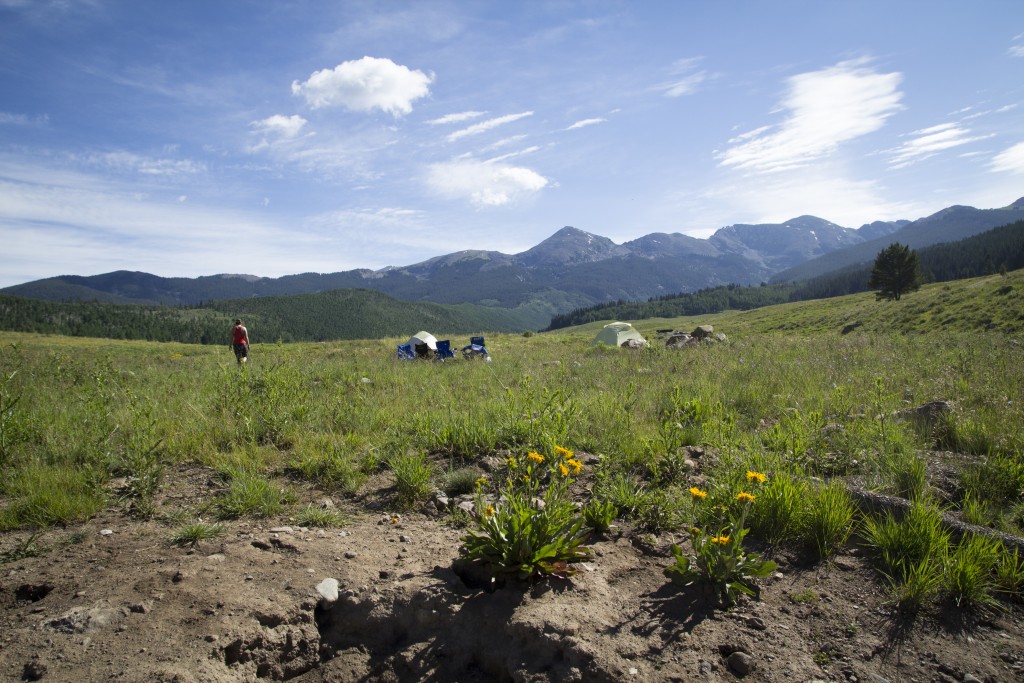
[2,0,1023,287]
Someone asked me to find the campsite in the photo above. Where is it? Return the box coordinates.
[2,271,1024,682]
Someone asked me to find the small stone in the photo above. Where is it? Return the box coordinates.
[172,571,185,583]
[360,377,371,384]
[963,675,982,683]
[399,535,411,543]
[204,634,218,643]
[344,551,357,560]
[245,575,254,581]
[727,651,754,676]
[128,602,151,614]
[270,526,293,534]
[99,529,113,536]
[867,675,892,683]
[316,578,340,603]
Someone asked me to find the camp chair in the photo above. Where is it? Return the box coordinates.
[461,337,489,360]
[435,340,455,360]
[396,343,415,360]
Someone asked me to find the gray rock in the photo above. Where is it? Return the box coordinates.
[99,529,113,536]
[714,332,728,342]
[963,675,982,683]
[692,324,714,339]
[399,535,412,543]
[316,578,340,603]
[343,551,357,559]
[867,675,892,683]
[727,651,754,676]
[270,526,294,534]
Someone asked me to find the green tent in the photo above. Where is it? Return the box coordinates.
[591,321,648,348]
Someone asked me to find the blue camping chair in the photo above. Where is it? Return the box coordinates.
[396,343,415,360]
[461,335,489,360]
[435,340,455,360]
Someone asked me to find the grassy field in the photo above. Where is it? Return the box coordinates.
[2,270,1023,610]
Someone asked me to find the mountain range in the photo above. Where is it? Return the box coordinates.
[5,198,1024,323]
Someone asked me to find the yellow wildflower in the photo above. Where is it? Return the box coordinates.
[483,505,496,518]
[507,457,517,468]
[558,463,569,477]
[736,492,756,503]
[689,487,708,499]
[555,445,574,459]
[689,527,701,536]
[567,458,583,475]
[527,452,545,464]
[746,470,767,484]
[711,535,731,545]
[475,476,487,487]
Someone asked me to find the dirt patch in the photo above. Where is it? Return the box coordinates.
[2,464,1023,682]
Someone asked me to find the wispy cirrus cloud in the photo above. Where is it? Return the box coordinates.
[79,151,206,176]
[654,57,710,97]
[565,118,606,130]
[428,111,486,125]
[718,59,903,173]
[425,158,548,207]
[991,141,1024,173]
[446,112,533,142]
[887,122,991,168]
[291,56,433,117]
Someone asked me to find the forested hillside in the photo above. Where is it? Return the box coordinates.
[0,288,535,343]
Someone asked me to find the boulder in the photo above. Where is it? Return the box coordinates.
[692,324,714,339]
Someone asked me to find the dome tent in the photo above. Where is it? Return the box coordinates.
[406,331,438,359]
[591,322,648,348]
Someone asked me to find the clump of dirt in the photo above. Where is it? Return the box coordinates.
[1,462,1023,682]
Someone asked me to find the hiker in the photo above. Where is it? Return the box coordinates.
[230,319,250,364]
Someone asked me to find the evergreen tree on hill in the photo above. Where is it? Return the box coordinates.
[868,243,923,301]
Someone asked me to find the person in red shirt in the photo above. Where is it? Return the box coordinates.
[230,319,250,364]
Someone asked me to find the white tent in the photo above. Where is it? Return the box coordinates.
[591,321,648,348]
[406,331,438,351]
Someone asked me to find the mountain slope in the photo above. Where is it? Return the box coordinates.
[772,198,1024,282]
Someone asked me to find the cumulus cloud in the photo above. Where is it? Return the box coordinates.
[887,122,991,168]
[428,111,486,125]
[991,142,1024,173]
[565,118,606,130]
[251,114,307,139]
[718,59,903,173]
[291,56,433,116]
[447,112,533,142]
[425,158,548,207]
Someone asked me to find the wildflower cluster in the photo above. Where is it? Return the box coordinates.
[665,469,777,606]
[460,445,592,581]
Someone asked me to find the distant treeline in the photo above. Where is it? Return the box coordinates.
[545,219,1024,330]
[0,288,528,344]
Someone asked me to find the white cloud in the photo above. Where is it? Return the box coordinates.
[251,114,307,139]
[566,118,606,130]
[425,158,548,207]
[428,111,486,125]
[887,122,991,168]
[1010,45,1024,57]
[486,146,541,163]
[991,142,1024,173]
[291,56,433,116]
[654,57,710,97]
[447,112,533,142]
[698,172,923,229]
[0,111,47,126]
[81,151,206,176]
[719,59,903,173]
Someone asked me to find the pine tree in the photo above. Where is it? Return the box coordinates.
[868,243,923,301]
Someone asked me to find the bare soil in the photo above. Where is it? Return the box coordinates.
[2,462,1023,683]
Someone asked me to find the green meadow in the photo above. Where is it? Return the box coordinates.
[2,269,1023,609]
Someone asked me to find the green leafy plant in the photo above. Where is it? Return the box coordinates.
[664,472,777,606]
[799,481,856,561]
[749,472,807,547]
[994,547,1024,600]
[388,451,435,510]
[170,521,226,547]
[459,446,592,581]
[583,498,617,533]
[213,468,293,519]
[942,533,1001,609]
[294,504,349,528]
